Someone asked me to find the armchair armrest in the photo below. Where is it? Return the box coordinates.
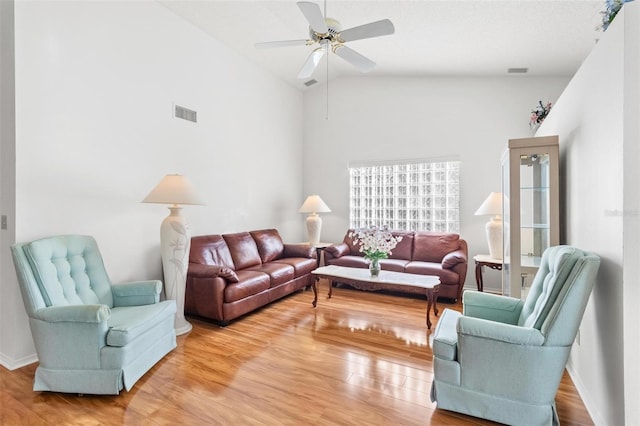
[187,264,239,283]
[283,243,314,259]
[458,316,545,346]
[463,291,523,325]
[442,249,467,269]
[34,304,111,323]
[112,280,162,307]
[324,243,350,259]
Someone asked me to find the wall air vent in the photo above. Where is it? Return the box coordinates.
[304,79,318,87]
[508,67,528,74]
[174,104,197,123]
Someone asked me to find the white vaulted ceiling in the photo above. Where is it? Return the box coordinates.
[160,0,605,89]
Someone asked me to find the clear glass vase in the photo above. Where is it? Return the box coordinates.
[369,259,381,277]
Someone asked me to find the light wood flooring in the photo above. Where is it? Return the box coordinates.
[1,282,593,425]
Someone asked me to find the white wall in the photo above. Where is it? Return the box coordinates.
[302,76,570,291]
[1,0,304,368]
[536,3,639,424]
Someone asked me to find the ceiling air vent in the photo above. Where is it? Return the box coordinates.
[174,104,197,123]
[508,67,528,74]
[304,79,318,87]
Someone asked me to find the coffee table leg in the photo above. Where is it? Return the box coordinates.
[425,286,440,329]
[328,279,333,299]
[312,277,318,307]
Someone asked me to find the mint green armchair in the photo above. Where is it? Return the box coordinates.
[430,245,600,425]
[11,235,177,395]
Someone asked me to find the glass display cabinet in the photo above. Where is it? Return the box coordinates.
[502,135,559,299]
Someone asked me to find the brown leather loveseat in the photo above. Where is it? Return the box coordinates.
[185,229,316,325]
[324,230,468,302]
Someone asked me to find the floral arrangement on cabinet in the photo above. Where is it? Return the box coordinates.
[530,100,552,129]
[601,0,635,31]
[349,225,402,276]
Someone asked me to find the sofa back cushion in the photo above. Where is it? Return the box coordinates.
[223,232,262,270]
[342,229,363,256]
[388,231,414,260]
[190,235,235,269]
[412,232,461,263]
[250,229,284,263]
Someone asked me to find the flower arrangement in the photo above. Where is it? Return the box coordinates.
[349,225,402,264]
[601,0,634,31]
[530,100,552,128]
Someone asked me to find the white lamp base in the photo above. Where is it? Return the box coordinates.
[160,206,192,336]
[305,213,322,246]
[486,216,503,260]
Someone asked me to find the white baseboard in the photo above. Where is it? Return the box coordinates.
[566,359,604,426]
[0,351,38,371]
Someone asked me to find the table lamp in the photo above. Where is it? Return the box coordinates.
[142,174,204,335]
[474,192,504,260]
[299,195,331,245]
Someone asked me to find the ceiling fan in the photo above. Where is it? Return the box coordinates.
[255,1,395,80]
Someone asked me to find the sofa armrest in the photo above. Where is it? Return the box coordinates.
[324,243,350,260]
[112,280,162,306]
[283,243,314,259]
[442,248,467,269]
[463,291,524,325]
[188,263,239,283]
[34,304,111,323]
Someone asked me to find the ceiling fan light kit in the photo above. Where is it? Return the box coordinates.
[255,1,395,80]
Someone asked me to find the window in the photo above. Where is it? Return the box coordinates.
[349,160,460,232]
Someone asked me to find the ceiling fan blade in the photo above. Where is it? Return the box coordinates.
[297,1,328,34]
[333,45,376,73]
[339,19,395,42]
[255,39,309,49]
[297,47,326,79]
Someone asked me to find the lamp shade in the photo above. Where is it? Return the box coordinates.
[142,174,204,206]
[474,192,503,217]
[298,195,331,214]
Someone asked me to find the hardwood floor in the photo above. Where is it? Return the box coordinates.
[1,282,593,425]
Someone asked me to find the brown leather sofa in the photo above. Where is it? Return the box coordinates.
[185,229,316,325]
[324,230,468,302]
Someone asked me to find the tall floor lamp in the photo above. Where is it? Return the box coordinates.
[474,192,504,260]
[299,195,331,245]
[142,174,204,335]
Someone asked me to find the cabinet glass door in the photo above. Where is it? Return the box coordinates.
[502,136,559,299]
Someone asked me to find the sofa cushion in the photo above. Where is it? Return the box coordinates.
[190,235,235,269]
[405,261,459,284]
[379,258,410,272]
[224,270,271,303]
[327,255,370,269]
[247,263,295,287]
[273,258,317,278]
[107,300,176,347]
[389,231,414,260]
[412,232,461,263]
[223,232,262,270]
[250,229,284,263]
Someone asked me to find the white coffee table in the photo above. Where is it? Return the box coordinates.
[311,265,441,329]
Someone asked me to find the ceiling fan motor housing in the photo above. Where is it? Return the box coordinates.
[309,17,342,43]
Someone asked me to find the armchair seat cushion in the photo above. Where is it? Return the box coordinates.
[107,300,176,347]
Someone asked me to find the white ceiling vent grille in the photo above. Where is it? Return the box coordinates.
[174,104,197,123]
[304,79,318,87]
[508,67,528,74]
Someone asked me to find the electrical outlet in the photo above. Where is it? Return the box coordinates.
[1,215,7,230]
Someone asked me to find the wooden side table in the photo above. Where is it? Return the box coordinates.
[312,242,332,267]
[473,254,503,292]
